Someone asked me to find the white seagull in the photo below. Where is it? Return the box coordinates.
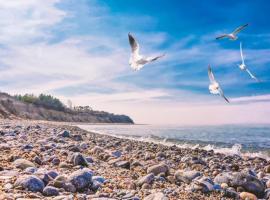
[208,65,230,103]
[128,33,165,71]
[216,24,248,41]
[239,42,260,82]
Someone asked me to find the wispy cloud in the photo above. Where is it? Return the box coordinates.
[0,0,269,124]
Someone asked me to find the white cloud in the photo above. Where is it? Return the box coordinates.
[0,0,269,125]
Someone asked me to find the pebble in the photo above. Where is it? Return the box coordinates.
[144,192,168,200]
[239,192,258,200]
[137,173,155,186]
[43,186,59,196]
[67,168,93,191]
[13,159,35,170]
[147,163,169,176]
[14,175,44,192]
[71,152,88,166]
[174,170,201,183]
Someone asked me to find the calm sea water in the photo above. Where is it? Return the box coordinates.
[77,124,270,158]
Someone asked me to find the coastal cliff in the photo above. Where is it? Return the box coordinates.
[0,92,134,123]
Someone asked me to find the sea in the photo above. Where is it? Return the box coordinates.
[77,124,270,159]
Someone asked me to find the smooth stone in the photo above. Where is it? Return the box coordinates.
[67,168,93,191]
[174,170,201,183]
[58,130,70,137]
[47,170,59,179]
[64,182,76,193]
[147,163,169,176]
[52,157,60,165]
[24,167,37,174]
[13,159,35,170]
[85,156,94,163]
[33,156,42,165]
[231,172,265,198]
[43,186,59,196]
[214,172,234,185]
[239,192,257,200]
[91,180,102,191]
[52,175,67,188]
[221,183,229,189]
[90,146,104,155]
[114,160,130,169]
[71,152,88,167]
[143,192,168,200]
[92,176,106,184]
[111,150,122,158]
[265,165,270,173]
[14,175,44,192]
[137,173,155,186]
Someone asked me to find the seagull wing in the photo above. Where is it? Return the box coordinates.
[246,68,260,82]
[233,24,248,35]
[146,53,165,62]
[208,65,216,84]
[240,42,245,64]
[218,88,230,103]
[216,34,229,40]
[128,33,140,56]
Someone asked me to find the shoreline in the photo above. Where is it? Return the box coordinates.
[0,120,269,199]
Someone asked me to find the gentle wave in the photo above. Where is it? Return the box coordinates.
[77,124,270,160]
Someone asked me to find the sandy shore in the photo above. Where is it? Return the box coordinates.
[0,120,269,200]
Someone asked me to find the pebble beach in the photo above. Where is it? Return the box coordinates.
[0,120,270,200]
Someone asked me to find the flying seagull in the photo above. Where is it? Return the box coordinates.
[128,33,165,71]
[208,65,230,103]
[238,42,260,82]
[216,24,248,41]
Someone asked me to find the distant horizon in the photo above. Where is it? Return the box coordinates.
[0,0,269,125]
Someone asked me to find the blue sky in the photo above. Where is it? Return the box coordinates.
[0,0,269,124]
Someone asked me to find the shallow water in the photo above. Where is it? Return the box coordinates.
[78,124,270,158]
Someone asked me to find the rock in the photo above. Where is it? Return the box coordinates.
[266,179,270,188]
[174,170,201,183]
[114,160,130,169]
[265,165,270,173]
[144,192,168,200]
[73,134,83,141]
[52,157,60,165]
[43,186,59,196]
[24,167,37,174]
[33,156,42,165]
[59,130,70,137]
[214,172,234,185]
[67,168,93,191]
[91,180,102,191]
[221,183,229,189]
[13,159,35,170]
[64,182,76,193]
[52,175,66,188]
[14,175,44,192]
[111,150,122,158]
[92,176,106,184]
[156,152,166,158]
[137,173,155,186]
[59,162,71,168]
[147,163,169,176]
[231,172,265,198]
[239,192,257,200]
[142,183,151,189]
[71,152,88,166]
[85,156,94,163]
[91,146,104,155]
[47,170,59,179]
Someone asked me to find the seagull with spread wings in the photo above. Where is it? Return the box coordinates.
[238,42,260,82]
[216,24,248,41]
[128,33,165,71]
[208,65,230,103]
